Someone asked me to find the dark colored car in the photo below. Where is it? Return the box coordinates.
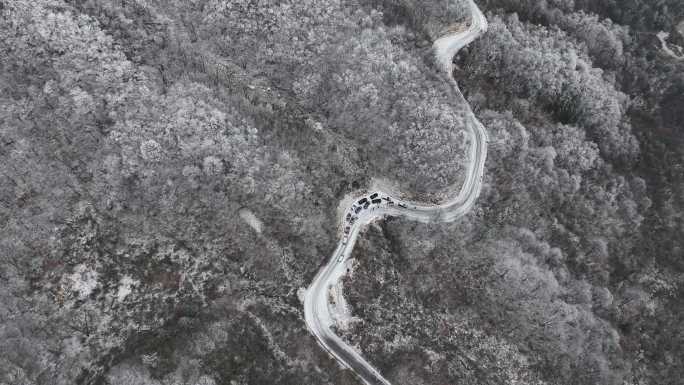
[346,213,352,221]
[354,206,362,214]
[398,203,407,208]
[371,199,382,204]
[363,202,370,209]
[370,193,378,199]
[344,226,350,234]
[358,198,368,205]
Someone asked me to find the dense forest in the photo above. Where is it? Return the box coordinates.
[343,0,684,384]
[0,0,682,384]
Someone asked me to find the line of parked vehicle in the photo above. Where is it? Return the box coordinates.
[341,192,412,245]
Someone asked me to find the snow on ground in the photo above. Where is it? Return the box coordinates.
[337,191,362,224]
[327,258,361,331]
[657,31,684,60]
[239,208,263,234]
[117,275,138,302]
[106,362,162,385]
[67,264,98,299]
[370,177,401,200]
[297,287,307,303]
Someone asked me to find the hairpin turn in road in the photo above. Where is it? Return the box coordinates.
[303,1,489,384]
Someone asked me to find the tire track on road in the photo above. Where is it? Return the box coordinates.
[303,2,489,384]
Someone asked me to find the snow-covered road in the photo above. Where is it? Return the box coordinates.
[303,1,489,384]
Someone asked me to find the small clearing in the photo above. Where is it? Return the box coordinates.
[657,31,684,60]
[239,208,263,234]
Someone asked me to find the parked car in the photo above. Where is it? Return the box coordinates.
[370,193,378,199]
[371,199,382,204]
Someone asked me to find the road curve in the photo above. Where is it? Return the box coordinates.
[303,1,489,384]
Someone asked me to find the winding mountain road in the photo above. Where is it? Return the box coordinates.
[303,1,489,384]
